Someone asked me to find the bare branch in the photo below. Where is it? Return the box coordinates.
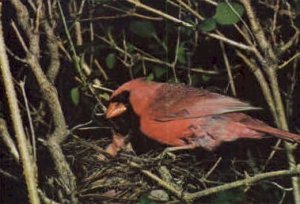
[0,4,40,203]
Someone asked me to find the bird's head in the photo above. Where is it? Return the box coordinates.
[106,78,161,119]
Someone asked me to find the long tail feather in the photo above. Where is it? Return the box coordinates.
[247,125,300,143]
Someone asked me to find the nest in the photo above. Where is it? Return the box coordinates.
[59,133,277,203]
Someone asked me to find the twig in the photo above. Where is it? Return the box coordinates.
[241,1,300,202]
[10,0,78,201]
[126,0,193,27]
[0,4,40,203]
[129,162,184,200]
[205,32,254,51]
[220,42,236,96]
[11,21,29,53]
[0,168,19,181]
[236,51,277,120]
[0,118,20,163]
[131,160,300,203]
[204,157,222,179]
[57,0,85,83]
[43,21,61,83]
[278,52,300,70]
[183,165,300,202]
[19,79,37,162]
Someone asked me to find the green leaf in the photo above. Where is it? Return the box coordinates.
[177,43,186,64]
[212,189,245,204]
[147,73,154,81]
[214,2,244,25]
[105,53,116,69]
[201,74,211,82]
[154,67,167,78]
[127,42,135,53]
[70,87,80,106]
[198,18,217,32]
[99,93,110,101]
[191,74,202,86]
[129,21,156,38]
[138,195,156,204]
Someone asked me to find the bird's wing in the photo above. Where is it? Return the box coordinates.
[149,83,260,121]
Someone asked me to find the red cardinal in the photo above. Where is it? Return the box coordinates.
[106,78,300,153]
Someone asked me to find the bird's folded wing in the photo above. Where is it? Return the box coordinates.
[150,85,260,121]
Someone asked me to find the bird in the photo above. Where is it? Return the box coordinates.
[105,78,300,155]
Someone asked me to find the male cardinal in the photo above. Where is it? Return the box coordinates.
[105,78,300,154]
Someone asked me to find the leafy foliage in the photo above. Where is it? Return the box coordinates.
[129,20,156,38]
[70,87,80,106]
[199,2,245,32]
[105,53,116,69]
[214,2,245,25]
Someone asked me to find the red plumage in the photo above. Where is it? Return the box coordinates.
[106,78,300,153]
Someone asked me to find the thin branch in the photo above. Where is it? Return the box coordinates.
[10,0,78,201]
[11,21,29,53]
[240,1,300,202]
[129,162,183,199]
[220,41,236,96]
[236,51,277,120]
[0,4,40,203]
[126,0,193,27]
[183,165,300,202]
[43,21,61,83]
[0,118,20,163]
[57,0,85,83]
[205,32,254,51]
[19,79,37,162]
[278,52,300,70]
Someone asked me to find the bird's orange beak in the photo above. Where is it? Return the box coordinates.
[106,102,127,119]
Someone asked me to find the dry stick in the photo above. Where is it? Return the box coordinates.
[131,160,300,203]
[173,0,256,50]
[126,0,193,27]
[174,0,203,20]
[278,2,299,55]
[19,80,37,162]
[96,34,222,75]
[278,52,300,70]
[129,162,184,200]
[236,51,281,169]
[171,16,181,83]
[204,157,222,179]
[0,4,40,204]
[236,51,277,123]
[101,3,163,22]
[88,5,96,74]
[94,59,109,80]
[220,42,237,96]
[183,165,300,202]
[69,0,95,79]
[43,21,61,83]
[57,0,85,83]
[240,1,300,203]
[0,168,19,181]
[270,0,280,45]
[10,0,78,202]
[0,118,20,163]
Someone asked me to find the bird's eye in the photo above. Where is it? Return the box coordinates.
[110,91,130,103]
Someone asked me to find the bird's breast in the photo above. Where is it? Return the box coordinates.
[139,116,197,147]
